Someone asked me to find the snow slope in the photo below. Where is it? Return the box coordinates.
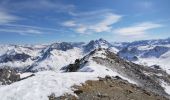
[78,61,137,84]
[0,71,98,100]
[0,66,137,100]
[28,47,83,72]
[161,80,170,95]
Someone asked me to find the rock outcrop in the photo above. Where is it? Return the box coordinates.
[0,67,20,85]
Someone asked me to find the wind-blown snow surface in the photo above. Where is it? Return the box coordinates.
[0,69,136,100]
[0,71,97,100]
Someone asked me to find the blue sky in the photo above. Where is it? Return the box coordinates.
[0,0,170,44]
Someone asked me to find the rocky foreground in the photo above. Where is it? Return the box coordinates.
[50,76,169,100]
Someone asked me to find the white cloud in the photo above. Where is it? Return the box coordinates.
[113,22,162,36]
[68,9,112,17]
[0,28,42,36]
[0,0,75,13]
[63,12,122,34]
[89,13,121,33]
[3,24,67,32]
[0,12,18,24]
[62,21,76,27]
[75,25,87,33]
[0,24,70,35]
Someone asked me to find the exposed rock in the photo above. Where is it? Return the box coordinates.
[63,48,170,98]
[151,65,161,69]
[48,93,57,100]
[63,59,82,72]
[93,48,170,98]
[105,75,112,80]
[20,74,35,81]
[115,76,122,80]
[57,77,169,100]
[74,89,83,94]
[97,93,108,98]
[0,67,20,85]
[49,93,77,100]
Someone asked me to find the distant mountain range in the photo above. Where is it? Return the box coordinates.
[0,38,170,100]
[1,38,170,73]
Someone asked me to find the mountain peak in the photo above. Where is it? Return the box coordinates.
[95,38,108,43]
[98,38,106,41]
[83,38,112,53]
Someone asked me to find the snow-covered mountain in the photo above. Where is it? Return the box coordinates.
[83,38,113,52]
[1,38,170,74]
[0,44,44,70]
[0,38,170,100]
[118,38,170,74]
[0,38,119,72]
